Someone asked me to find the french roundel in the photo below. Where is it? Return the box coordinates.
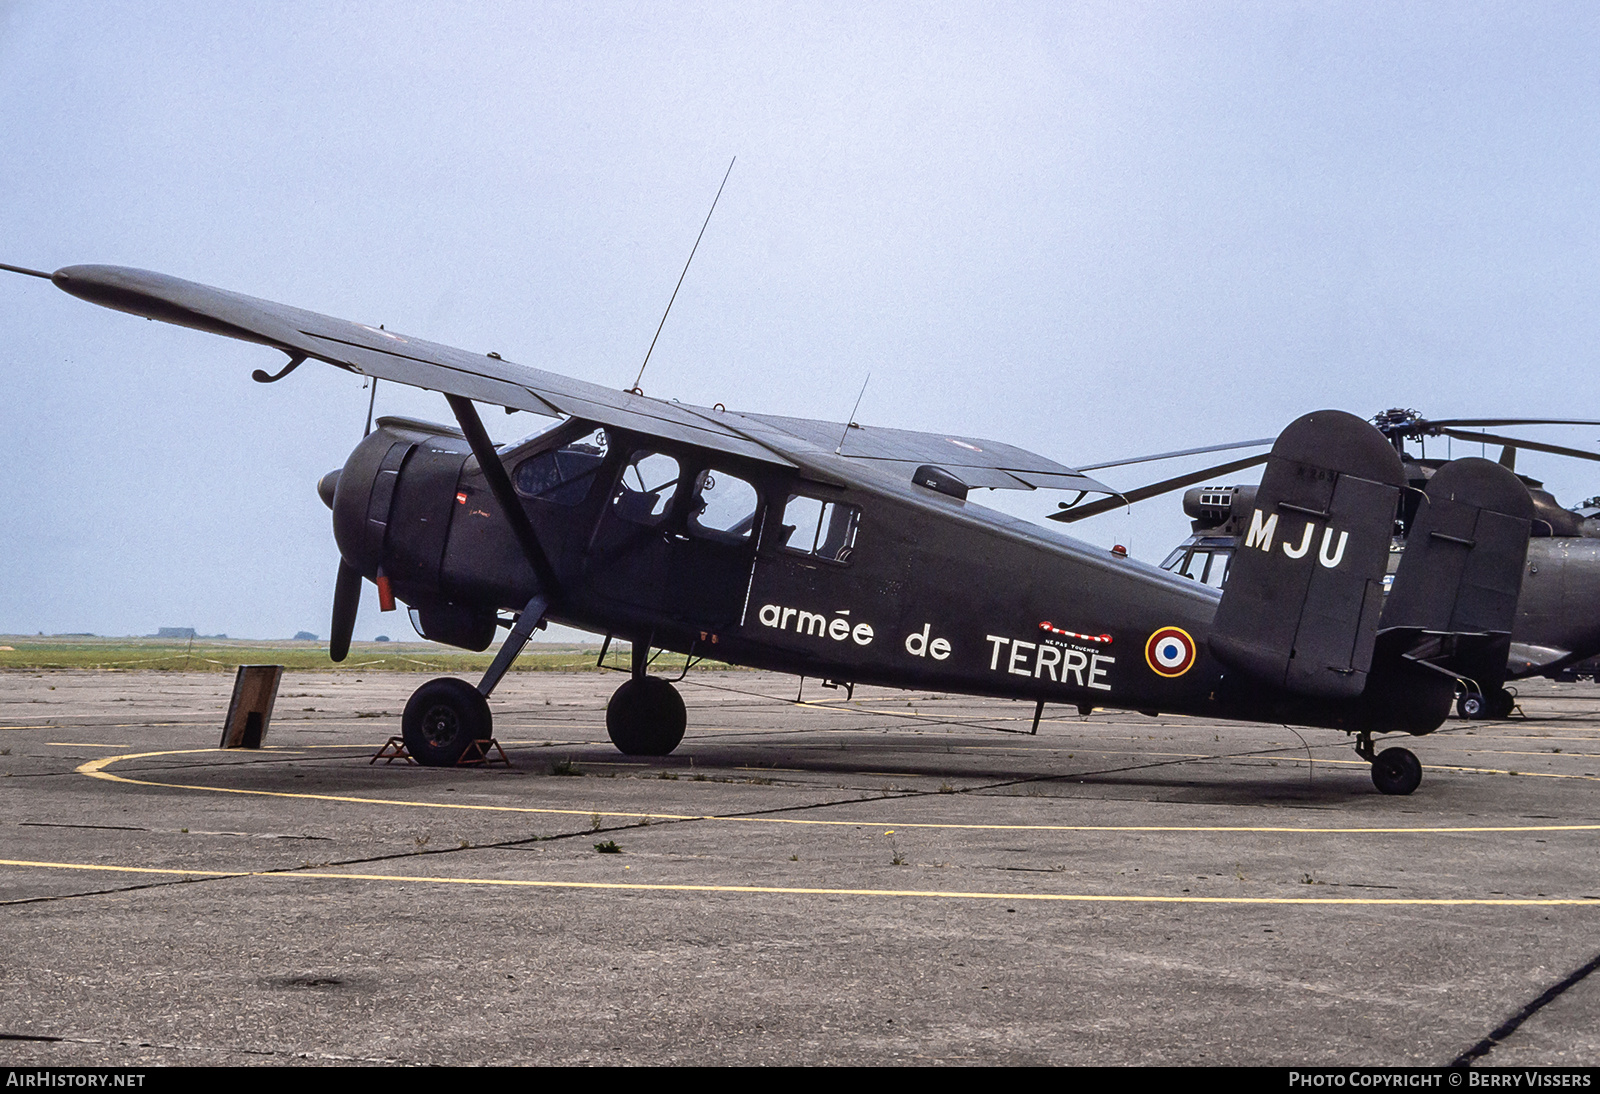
[1144,627,1196,678]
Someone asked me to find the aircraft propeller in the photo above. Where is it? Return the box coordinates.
[330,558,362,662]
[315,467,361,661]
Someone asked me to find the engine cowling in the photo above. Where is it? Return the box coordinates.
[325,416,498,651]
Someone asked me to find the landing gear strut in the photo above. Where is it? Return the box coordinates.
[400,594,548,766]
[605,639,686,756]
[1356,733,1422,796]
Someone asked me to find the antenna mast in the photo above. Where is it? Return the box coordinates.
[630,157,736,395]
[835,373,870,453]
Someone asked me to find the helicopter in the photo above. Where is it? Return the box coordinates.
[1053,410,1600,719]
[2,264,1545,795]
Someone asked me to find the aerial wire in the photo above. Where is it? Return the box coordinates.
[630,156,737,395]
[835,373,871,454]
[0,262,51,280]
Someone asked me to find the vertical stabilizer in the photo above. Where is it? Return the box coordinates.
[1209,410,1405,699]
[1376,456,1534,692]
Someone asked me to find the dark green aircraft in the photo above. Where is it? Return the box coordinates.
[1059,410,1600,719]
[3,266,1546,794]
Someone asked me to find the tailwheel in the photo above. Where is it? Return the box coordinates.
[1458,687,1515,720]
[606,676,686,756]
[402,677,492,766]
[1370,746,1422,796]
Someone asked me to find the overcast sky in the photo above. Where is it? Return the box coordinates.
[3,2,1599,641]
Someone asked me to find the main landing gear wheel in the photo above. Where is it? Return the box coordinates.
[402,677,492,766]
[1370,747,1422,796]
[606,676,686,756]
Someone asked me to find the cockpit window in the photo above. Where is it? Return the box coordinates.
[1162,542,1231,589]
[689,469,760,542]
[613,451,681,526]
[779,494,859,563]
[512,431,608,506]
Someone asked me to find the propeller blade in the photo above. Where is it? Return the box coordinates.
[330,559,362,662]
[1049,452,1270,523]
[1435,428,1600,464]
[1074,437,1273,473]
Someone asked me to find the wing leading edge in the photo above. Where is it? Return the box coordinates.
[47,264,1109,494]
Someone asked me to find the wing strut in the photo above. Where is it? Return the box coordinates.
[444,395,562,599]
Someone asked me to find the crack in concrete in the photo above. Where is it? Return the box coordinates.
[1450,948,1600,1065]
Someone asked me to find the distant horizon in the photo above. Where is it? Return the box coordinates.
[0,631,606,646]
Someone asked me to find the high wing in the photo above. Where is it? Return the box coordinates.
[732,413,1098,491]
[47,264,1110,495]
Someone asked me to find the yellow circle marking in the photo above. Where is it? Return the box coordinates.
[72,749,1600,834]
[2,857,1597,907]
[1144,626,1197,678]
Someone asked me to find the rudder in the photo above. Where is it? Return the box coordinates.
[1209,410,1405,699]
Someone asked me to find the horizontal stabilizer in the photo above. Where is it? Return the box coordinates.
[1209,410,1404,700]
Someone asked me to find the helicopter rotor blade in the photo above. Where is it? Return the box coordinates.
[1074,437,1274,473]
[329,559,362,663]
[1423,417,1600,431]
[1049,452,1270,523]
[1434,427,1600,465]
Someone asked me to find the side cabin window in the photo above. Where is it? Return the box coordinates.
[613,450,682,526]
[512,430,609,506]
[688,469,760,543]
[779,494,859,563]
[1160,539,1232,590]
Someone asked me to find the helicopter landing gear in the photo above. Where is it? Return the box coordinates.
[606,676,686,756]
[402,677,492,766]
[1356,733,1422,796]
[1457,686,1515,720]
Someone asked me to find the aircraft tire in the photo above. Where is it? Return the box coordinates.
[606,677,686,756]
[1371,747,1422,796]
[1488,688,1516,719]
[1456,692,1486,719]
[402,677,492,766]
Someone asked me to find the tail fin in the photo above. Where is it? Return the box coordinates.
[1375,456,1534,691]
[1209,410,1405,699]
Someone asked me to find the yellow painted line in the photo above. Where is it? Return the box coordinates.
[1430,748,1600,759]
[1262,755,1600,782]
[2,857,1596,907]
[10,722,206,730]
[71,749,1600,834]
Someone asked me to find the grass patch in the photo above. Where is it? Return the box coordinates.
[593,840,621,854]
[0,636,740,674]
